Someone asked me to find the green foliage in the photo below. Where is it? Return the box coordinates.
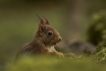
[87,11,106,45]
[94,41,106,63]
[94,42,106,53]
[95,48,106,63]
[5,55,106,71]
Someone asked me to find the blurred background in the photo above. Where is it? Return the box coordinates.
[0,0,106,71]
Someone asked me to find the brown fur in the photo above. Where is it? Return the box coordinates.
[16,15,64,59]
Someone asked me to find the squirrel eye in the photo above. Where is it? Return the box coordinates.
[48,31,53,36]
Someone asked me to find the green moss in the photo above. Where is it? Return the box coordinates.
[87,11,106,45]
[95,48,106,63]
[5,55,106,71]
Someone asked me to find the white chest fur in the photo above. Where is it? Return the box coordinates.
[47,46,55,52]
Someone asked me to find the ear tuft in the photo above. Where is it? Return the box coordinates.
[37,15,49,25]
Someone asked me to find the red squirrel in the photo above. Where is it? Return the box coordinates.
[16,15,64,59]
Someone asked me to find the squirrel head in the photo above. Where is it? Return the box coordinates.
[36,15,62,46]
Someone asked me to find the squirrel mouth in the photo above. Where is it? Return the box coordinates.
[53,43,57,45]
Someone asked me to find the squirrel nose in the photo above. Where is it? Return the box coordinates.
[58,37,62,42]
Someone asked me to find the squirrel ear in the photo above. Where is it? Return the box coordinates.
[37,15,49,25]
[37,23,45,36]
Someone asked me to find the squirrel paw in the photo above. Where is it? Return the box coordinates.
[58,52,64,58]
[55,52,64,58]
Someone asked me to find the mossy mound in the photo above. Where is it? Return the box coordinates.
[5,55,106,71]
[95,48,106,63]
[87,11,106,45]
